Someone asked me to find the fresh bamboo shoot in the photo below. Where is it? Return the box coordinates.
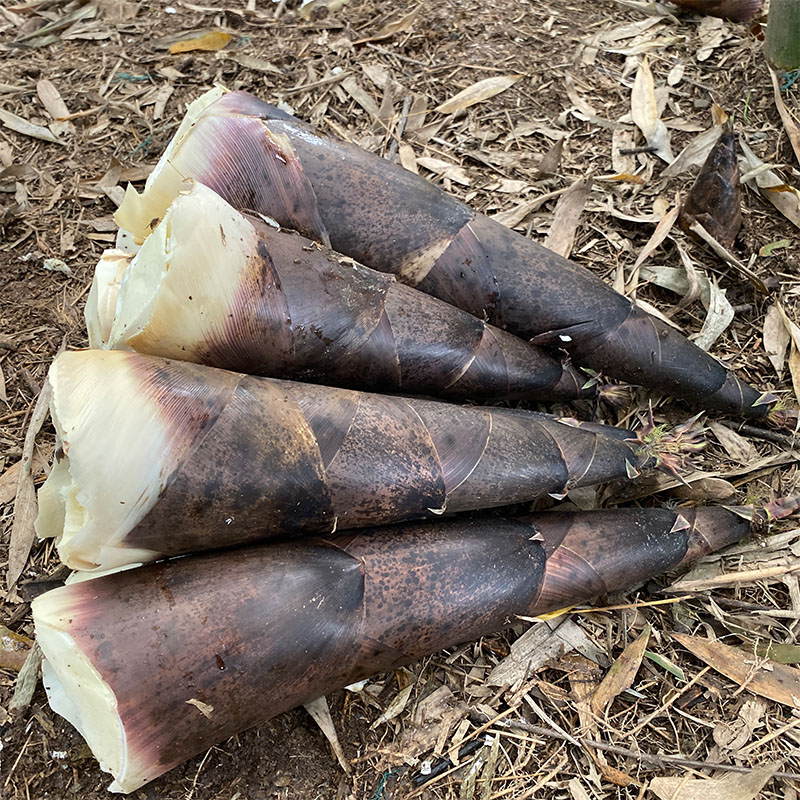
[35,350,649,572]
[89,181,592,403]
[33,503,767,793]
[115,88,774,420]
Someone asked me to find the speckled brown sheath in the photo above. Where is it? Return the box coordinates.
[670,0,763,22]
[166,90,767,418]
[679,128,743,250]
[117,354,644,558]
[38,505,752,789]
[159,215,592,402]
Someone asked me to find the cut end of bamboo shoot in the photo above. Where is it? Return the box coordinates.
[115,87,228,244]
[34,350,176,571]
[100,181,257,358]
[34,588,133,792]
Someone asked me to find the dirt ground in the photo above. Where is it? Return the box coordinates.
[2,0,800,798]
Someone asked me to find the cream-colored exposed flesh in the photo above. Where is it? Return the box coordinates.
[34,351,169,571]
[115,87,227,243]
[105,182,257,359]
[86,250,132,348]
[34,589,144,793]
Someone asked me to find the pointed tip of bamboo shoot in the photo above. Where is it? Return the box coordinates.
[34,351,168,571]
[105,181,257,359]
[114,86,228,243]
[33,589,134,792]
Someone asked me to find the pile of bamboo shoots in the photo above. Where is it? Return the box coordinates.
[29,88,796,793]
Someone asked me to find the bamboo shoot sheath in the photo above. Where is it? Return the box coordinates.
[33,505,756,793]
[115,88,772,419]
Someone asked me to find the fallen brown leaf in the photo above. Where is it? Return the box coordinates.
[673,633,800,708]
[353,6,420,44]
[770,67,800,168]
[304,696,350,773]
[763,303,790,377]
[169,31,233,54]
[543,177,592,258]
[626,199,680,295]
[649,764,776,800]
[7,378,52,596]
[0,107,63,145]
[591,625,650,716]
[739,136,800,229]
[436,74,523,115]
[631,56,673,162]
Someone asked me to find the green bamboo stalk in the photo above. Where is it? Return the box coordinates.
[766,0,800,70]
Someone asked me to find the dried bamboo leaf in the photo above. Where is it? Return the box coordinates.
[7,380,51,595]
[353,6,420,44]
[591,626,650,715]
[673,633,800,708]
[630,56,673,162]
[708,421,756,463]
[416,156,470,186]
[769,67,800,168]
[0,361,6,404]
[168,31,233,54]
[341,77,381,121]
[0,107,63,144]
[537,136,565,176]
[694,278,733,351]
[763,303,790,377]
[436,75,523,115]
[662,124,724,178]
[543,177,592,258]
[626,200,680,294]
[670,476,736,501]
[739,136,800,229]
[304,696,350,773]
[0,461,21,505]
[650,763,776,800]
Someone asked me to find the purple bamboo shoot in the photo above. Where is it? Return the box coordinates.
[33,504,763,792]
[35,350,648,572]
[114,89,774,420]
[88,181,591,403]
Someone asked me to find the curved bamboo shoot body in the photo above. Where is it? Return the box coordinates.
[115,88,769,419]
[35,350,644,572]
[33,505,751,793]
[90,182,592,403]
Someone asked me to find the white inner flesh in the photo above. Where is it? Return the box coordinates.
[106,181,255,359]
[85,250,132,348]
[34,351,169,571]
[34,590,133,793]
[115,87,227,243]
